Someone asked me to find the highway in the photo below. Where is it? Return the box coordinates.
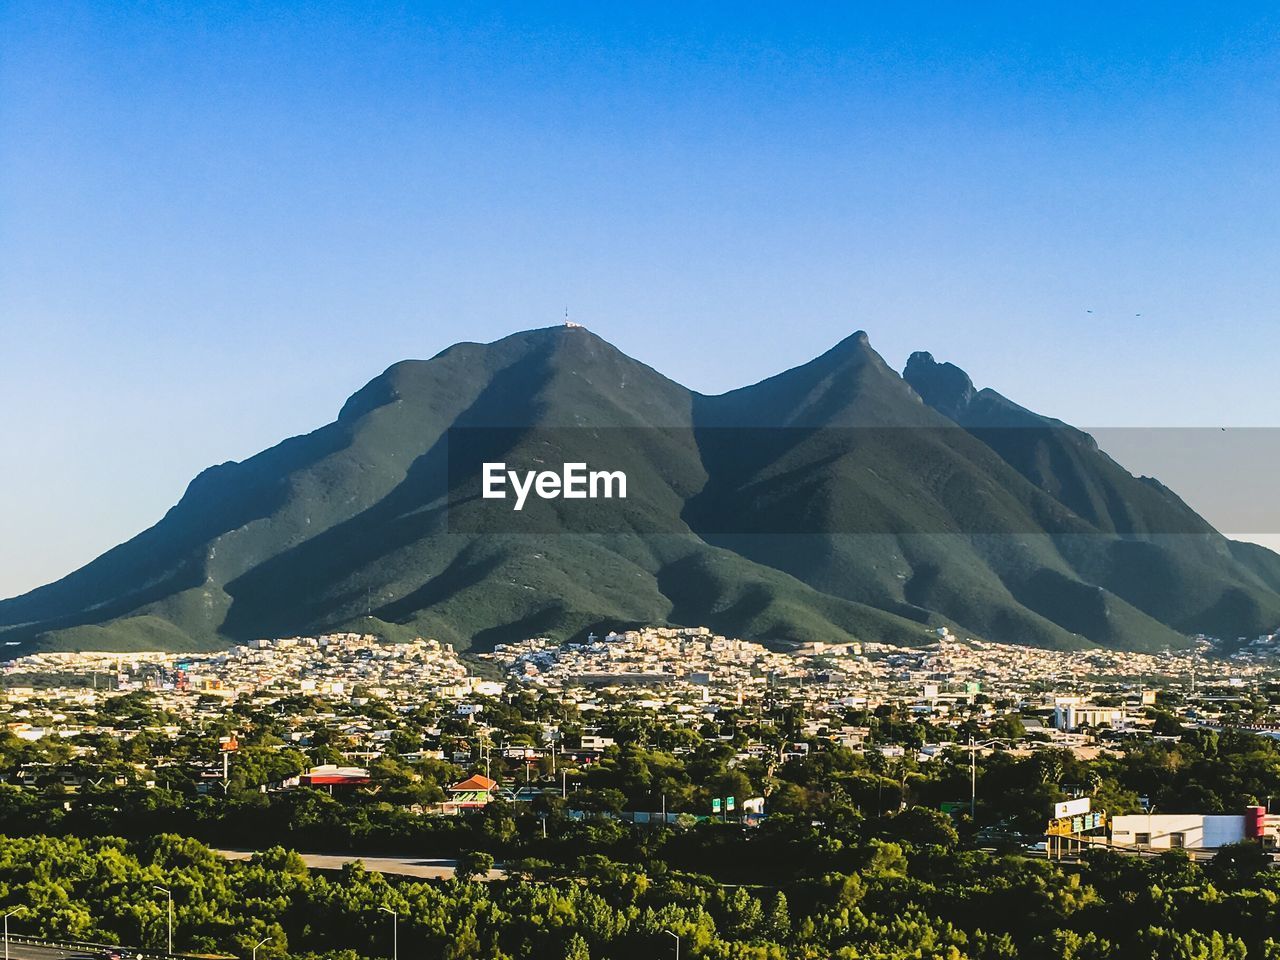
[2,940,138,960]
[214,849,505,880]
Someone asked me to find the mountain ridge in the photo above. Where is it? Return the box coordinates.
[4,325,1278,656]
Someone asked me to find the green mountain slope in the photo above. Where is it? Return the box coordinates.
[2,326,1277,655]
[903,350,1280,641]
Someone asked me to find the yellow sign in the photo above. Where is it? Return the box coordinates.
[1046,812,1108,836]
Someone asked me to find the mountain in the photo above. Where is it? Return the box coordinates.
[3,326,1278,656]
[902,351,1280,641]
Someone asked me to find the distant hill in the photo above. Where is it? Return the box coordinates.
[3,326,1278,655]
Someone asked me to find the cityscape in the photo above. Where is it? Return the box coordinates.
[6,3,1280,958]
[4,622,1280,956]
[5,624,1280,819]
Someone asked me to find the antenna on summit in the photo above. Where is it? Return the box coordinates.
[564,306,582,329]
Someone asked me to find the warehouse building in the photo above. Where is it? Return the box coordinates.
[1110,807,1277,851]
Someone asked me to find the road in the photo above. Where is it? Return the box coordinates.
[214,849,505,880]
[2,940,138,960]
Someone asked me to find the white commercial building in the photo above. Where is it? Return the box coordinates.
[1110,811,1278,851]
[1052,697,1123,731]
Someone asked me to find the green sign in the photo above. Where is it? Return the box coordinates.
[712,798,721,813]
[726,796,735,812]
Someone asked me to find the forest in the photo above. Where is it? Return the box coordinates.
[2,826,1279,959]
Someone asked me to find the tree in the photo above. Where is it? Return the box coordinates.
[564,933,590,960]
[1210,841,1271,884]
[882,807,960,848]
[766,891,790,940]
[455,850,495,882]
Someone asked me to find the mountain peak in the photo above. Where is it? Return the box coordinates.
[903,350,976,420]
[805,329,887,373]
[831,329,873,352]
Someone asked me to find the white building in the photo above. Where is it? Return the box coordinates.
[1110,811,1277,851]
[1053,697,1123,731]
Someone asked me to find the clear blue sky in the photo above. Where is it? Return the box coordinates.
[2,2,1279,597]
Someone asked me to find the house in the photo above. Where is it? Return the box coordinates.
[448,773,499,809]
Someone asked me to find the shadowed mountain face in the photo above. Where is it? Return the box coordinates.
[3,326,1278,656]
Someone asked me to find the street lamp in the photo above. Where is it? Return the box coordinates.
[969,736,976,818]
[252,937,272,960]
[967,738,1009,819]
[5,909,18,960]
[380,907,397,960]
[664,929,680,960]
[152,885,173,955]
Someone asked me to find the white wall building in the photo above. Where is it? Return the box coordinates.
[1110,812,1278,850]
[1053,697,1123,731]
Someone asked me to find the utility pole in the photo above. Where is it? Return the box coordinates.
[970,736,977,819]
[5,909,17,960]
[252,937,272,960]
[968,738,1009,823]
[664,929,680,960]
[153,885,173,955]
[380,907,398,960]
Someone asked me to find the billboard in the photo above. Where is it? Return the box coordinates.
[1054,797,1091,819]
